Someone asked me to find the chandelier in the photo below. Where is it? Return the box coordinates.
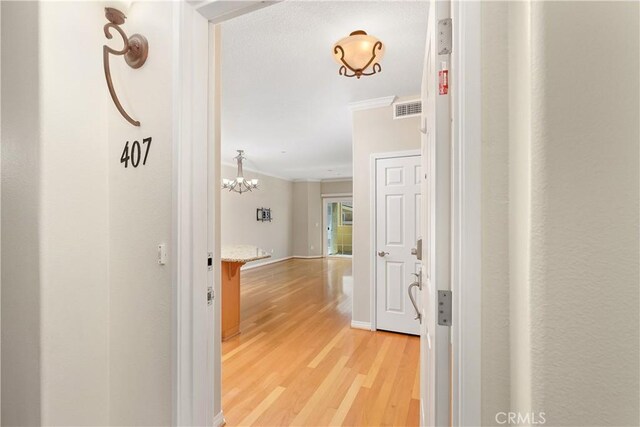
[222,150,259,194]
[332,30,385,79]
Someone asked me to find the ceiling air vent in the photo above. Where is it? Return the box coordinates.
[393,100,422,120]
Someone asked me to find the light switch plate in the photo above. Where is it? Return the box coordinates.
[158,244,167,265]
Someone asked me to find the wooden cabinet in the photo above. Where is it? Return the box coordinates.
[221,261,243,341]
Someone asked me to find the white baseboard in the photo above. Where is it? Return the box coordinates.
[293,255,324,259]
[351,320,373,331]
[242,256,293,270]
[213,410,226,427]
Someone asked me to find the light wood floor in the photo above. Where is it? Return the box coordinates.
[222,258,420,427]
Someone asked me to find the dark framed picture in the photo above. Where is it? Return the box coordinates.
[257,207,272,222]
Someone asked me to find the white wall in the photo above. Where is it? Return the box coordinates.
[221,165,293,267]
[528,2,638,424]
[321,179,353,195]
[39,2,110,424]
[480,2,511,423]
[351,98,420,324]
[107,2,175,424]
[1,2,181,425]
[292,181,323,257]
[292,182,309,256]
[1,2,42,424]
[481,1,639,425]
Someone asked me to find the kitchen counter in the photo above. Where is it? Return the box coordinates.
[221,245,271,341]
[221,245,271,263]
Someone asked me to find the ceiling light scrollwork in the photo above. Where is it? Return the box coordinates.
[332,30,385,79]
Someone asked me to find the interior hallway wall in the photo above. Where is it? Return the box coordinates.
[107,2,177,424]
[221,164,294,267]
[527,2,638,424]
[1,2,188,425]
[480,1,639,425]
[1,2,43,424]
[321,179,353,195]
[39,2,111,424]
[292,181,323,257]
[351,97,420,325]
[480,3,511,423]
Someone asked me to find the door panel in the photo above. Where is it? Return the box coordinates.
[420,0,452,425]
[385,195,404,245]
[385,262,405,312]
[375,155,421,336]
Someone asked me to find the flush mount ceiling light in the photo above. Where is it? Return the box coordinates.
[103,4,149,126]
[332,30,385,79]
[223,150,259,194]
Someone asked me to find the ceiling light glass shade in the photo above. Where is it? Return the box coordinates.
[332,30,385,79]
[223,150,259,194]
[104,0,133,13]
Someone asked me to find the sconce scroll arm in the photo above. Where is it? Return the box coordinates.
[103,22,141,126]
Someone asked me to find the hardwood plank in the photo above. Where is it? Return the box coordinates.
[362,337,392,388]
[238,386,286,427]
[307,326,348,368]
[222,258,420,426]
[329,374,366,426]
[290,356,349,425]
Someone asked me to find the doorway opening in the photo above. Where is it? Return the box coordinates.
[210,1,430,426]
[176,0,483,424]
[323,197,353,257]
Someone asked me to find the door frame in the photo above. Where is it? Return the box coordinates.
[173,1,482,426]
[370,150,421,332]
[322,196,353,257]
[450,1,482,425]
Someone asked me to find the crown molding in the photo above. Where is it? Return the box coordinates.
[321,177,353,183]
[292,178,322,183]
[349,95,397,112]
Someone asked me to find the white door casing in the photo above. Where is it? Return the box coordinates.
[375,155,422,336]
[420,0,452,426]
[176,0,481,425]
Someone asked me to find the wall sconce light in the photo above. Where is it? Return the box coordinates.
[332,30,385,79]
[103,6,149,126]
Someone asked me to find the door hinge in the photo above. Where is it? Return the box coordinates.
[437,290,452,326]
[438,18,453,55]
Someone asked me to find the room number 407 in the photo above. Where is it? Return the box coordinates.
[121,137,152,168]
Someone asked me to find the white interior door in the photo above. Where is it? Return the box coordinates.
[420,0,452,425]
[375,154,422,336]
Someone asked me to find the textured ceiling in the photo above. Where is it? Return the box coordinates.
[221,1,428,180]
